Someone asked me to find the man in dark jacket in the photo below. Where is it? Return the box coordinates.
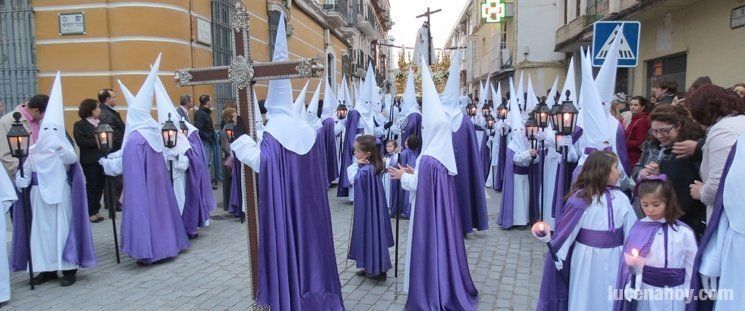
[97,88,125,210]
[194,94,217,188]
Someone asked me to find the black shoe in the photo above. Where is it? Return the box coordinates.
[367,272,387,281]
[30,271,58,285]
[60,272,76,287]
[355,269,367,277]
[188,234,199,240]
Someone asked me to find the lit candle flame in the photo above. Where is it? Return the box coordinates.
[631,248,639,257]
[538,223,545,231]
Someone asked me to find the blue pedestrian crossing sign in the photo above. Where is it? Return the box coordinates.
[592,21,641,68]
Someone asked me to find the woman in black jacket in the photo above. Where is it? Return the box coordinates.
[634,104,706,238]
[73,99,106,223]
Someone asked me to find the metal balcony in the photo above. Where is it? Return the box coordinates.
[322,0,349,27]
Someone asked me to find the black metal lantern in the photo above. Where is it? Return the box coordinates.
[554,133,564,152]
[525,115,539,142]
[95,123,114,153]
[549,102,563,133]
[466,102,478,117]
[485,114,496,130]
[534,99,551,129]
[161,113,178,149]
[496,98,509,121]
[224,121,236,143]
[179,118,189,136]
[558,90,579,136]
[336,102,348,120]
[481,100,492,118]
[6,112,30,159]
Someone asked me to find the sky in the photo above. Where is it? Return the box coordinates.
[388,0,469,51]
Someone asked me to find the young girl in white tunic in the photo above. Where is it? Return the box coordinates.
[382,140,398,209]
[615,175,697,311]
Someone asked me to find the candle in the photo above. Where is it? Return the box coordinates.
[624,248,646,276]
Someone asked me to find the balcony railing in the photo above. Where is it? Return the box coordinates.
[584,0,609,26]
[322,0,350,25]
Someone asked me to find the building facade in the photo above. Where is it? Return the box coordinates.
[0,0,390,130]
[554,0,745,97]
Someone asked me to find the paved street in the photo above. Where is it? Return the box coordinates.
[3,187,547,310]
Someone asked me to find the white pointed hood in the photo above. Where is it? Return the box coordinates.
[305,81,323,129]
[122,54,164,153]
[322,79,339,119]
[252,89,265,131]
[489,81,501,118]
[544,76,560,143]
[398,67,419,120]
[154,76,192,154]
[507,77,529,153]
[595,24,623,113]
[579,47,612,151]
[29,72,76,204]
[420,56,457,175]
[355,62,377,133]
[516,71,524,111]
[263,12,316,154]
[293,81,309,120]
[526,75,539,114]
[440,50,464,132]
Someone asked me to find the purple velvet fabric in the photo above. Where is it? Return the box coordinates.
[322,118,339,185]
[120,132,190,263]
[337,110,361,197]
[497,149,517,229]
[551,127,583,220]
[479,130,491,182]
[406,156,479,310]
[390,149,418,217]
[228,158,243,218]
[686,143,738,311]
[401,113,422,154]
[615,122,631,175]
[11,161,98,271]
[452,115,489,234]
[494,134,507,191]
[348,164,394,275]
[255,132,343,310]
[182,132,217,235]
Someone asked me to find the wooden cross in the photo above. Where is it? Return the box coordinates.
[415,7,441,66]
[173,2,323,306]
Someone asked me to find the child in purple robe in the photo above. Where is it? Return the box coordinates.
[613,175,696,310]
[347,135,395,280]
[382,139,399,210]
[537,150,637,311]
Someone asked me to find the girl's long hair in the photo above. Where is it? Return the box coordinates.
[637,179,684,224]
[356,135,385,174]
[568,150,618,203]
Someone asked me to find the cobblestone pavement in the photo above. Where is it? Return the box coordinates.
[3,187,547,310]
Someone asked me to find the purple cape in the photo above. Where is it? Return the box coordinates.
[529,151,543,221]
[390,149,418,217]
[406,156,479,310]
[349,164,394,275]
[551,128,582,220]
[11,161,97,271]
[256,133,343,310]
[478,128,491,182]
[337,109,361,197]
[497,149,518,229]
[120,132,190,263]
[182,132,217,235]
[685,143,739,311]
[228,157,243,218]
[401,113,422,154]
[322,118,339,185]
[493,133,507,191]
[452,115,489,234]
[615,122,631,175]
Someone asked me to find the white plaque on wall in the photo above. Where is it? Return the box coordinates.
[196,18,212,46]
[59,12,85,35]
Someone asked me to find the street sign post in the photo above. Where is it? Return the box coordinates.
[592,21,641,68]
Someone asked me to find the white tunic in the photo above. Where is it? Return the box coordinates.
[699,209,745,311]
[555,189,637,311]
[542,138,562,227]
[399,160,420,293]
[27,150,79,272]
[0,168,17,303]
[382,153,399,209]
[636,217,697,311]
[510,149,536,227]
[166,152,189,215]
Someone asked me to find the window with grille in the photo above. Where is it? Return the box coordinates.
[646,53,687,97]
[211,0,235,110]
[0,0,36,112]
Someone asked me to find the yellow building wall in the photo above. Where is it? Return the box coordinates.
[630,0,745,95]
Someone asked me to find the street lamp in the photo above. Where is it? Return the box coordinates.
[94,123,120,264]
[525,115,539,152]
[336,102,348,120]
[557,90,579,136]
[532,98,550,222]
[466,102,478,117]
[161,113,178,183]
[496,98,509,121]
[481,100,492,118]
[6,112,35,289]
[485,114,496,130]
[534,98,551,130]
[554,90,579,204]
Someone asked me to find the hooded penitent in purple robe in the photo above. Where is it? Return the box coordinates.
[452,114,489,234]
[182,132,217,236]
[337,109,361,197]
[322,118,339,185]
[254,133,343,310]
[349,164,394,275]
[406,156,479,310]
[228,158,243,218]
[390,149,418,218]
[401,113,422,154]
[493,133,507,191]
[120,132,190,263]
[478,127,491,182]
[11,161,97,271]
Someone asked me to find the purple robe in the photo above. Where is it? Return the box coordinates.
[452,115,489,234]
[256,133,343,310]
[493,133,507,191]
[337,110,361,197]
[685,143,738,311]
[228,159,243,218]
[401,113,422,154]
[615,122,631,175]
[120,132,190,263]
[477,127,491,182]
[497,149,518,229]
[406,156,479,310]
[551,128,583,220]
[349,164,394,275]
[182,133,217,235]
[529,151,542,221]
[11,161,97,271]
[390,149,418,217]
[322,118,339,185]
